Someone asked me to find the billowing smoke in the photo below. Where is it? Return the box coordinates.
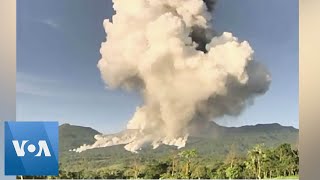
[74,0,271,153]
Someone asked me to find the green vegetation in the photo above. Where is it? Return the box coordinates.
[23,144,299,179]
[21,123,299,179]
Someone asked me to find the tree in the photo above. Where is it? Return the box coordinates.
[214,163,228,179]
[246,144,265,179]
[275,143,299,177]
[178,149,198,178]
[170,150,179,177]
[292,149,299,175]
[54,143,299,179]
[260,148,277,178]
[143,160,169,179]
[191,165,209,179]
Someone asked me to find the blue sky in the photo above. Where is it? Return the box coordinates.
[17,0,298,133]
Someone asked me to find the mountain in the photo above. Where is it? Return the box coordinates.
[59,123,101,152]
[59,122,298,170]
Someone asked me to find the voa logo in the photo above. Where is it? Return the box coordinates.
[5,121,59,176]
[12,140,51,157]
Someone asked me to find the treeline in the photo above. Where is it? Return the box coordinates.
[21,143,298,179]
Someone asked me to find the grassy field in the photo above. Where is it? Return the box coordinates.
[276,175,299,179]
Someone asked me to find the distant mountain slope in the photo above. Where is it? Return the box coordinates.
[59,122,298,170]
[59,123,101,152]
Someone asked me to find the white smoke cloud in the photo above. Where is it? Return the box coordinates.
[74,0,271,153]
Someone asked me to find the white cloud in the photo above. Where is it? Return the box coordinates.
[39,19,60,29]
[16,72,59,97]
[16,72,109,99]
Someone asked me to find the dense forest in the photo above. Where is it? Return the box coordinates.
[21,143,298,179]
[19,123,298,179]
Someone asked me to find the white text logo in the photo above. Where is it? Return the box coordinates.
[12,140,51,157]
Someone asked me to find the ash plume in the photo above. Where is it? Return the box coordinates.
[74,0,271,153]
[203,0,217,12]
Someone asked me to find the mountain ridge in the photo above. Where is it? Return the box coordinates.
[59,122,298,170]
[59,122,298,135]
[59,122,298,151]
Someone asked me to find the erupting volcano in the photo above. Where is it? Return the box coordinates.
[74,0,271,153]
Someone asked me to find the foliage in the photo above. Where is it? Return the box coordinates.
[23,143,299,179]
[20,124,299,179]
